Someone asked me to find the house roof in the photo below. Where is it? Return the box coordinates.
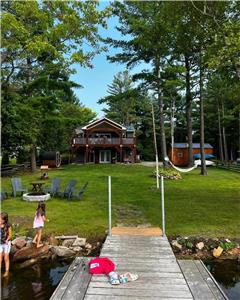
[173,143,213,149]
[81,117,127,130]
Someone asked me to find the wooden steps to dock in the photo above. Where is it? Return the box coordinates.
[51,227,228,300]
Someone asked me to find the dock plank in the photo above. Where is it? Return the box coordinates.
[195,260,228,300]
[86,287,193,298]
[50,257,92,300]
[178,260,227,300]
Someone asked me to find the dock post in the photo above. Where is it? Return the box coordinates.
[108,176,112,236]
[161,175,165,236]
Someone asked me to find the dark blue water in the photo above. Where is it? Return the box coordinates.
[1,259,239,300]
[204,260,240,300]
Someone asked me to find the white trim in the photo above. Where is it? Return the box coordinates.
[81,117,126,130]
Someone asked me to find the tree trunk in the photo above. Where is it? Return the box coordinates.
[221,101,229,163]
[199,53,207,176]
[151,102,160,189]
[238,112,240,158]
[170,95,174,162]
[156,58,167,166]
[185,55,193,167]
[217,101,224,162]
[2,151,10,165]
[30,145,37,172]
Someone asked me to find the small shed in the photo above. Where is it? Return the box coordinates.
[168,143,214,166]
[42,151,61,168]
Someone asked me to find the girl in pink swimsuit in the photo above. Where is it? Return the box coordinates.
[33,202,48,248]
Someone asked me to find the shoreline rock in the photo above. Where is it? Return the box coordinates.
[169,236,240,260]
[11,235,104,267]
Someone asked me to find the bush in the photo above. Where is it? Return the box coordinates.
[153,168,182,180]
[219,241,237,251]
[61,153,70,165]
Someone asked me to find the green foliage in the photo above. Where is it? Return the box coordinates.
[1,1,109,167]
[154,168,182,180]
[11,223,20,240]
[186,242,194,249]
[98,70,155,160]
[106,0,240,165]
[219,241,238,251]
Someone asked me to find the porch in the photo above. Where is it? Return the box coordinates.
[72,147,136,164]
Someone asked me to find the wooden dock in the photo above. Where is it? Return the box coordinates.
[51,228,228,300]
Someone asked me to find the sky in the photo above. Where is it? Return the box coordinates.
[70,2,128,118]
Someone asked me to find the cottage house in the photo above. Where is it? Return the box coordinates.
[168,143,214,166]
[71,118,136,164]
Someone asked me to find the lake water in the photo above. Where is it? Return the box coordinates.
[1,259,239,300]
[1,260,71,300]
[204,260,240,300]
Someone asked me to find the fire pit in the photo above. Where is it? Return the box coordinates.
[22,192,50,202]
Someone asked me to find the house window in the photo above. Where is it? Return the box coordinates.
[177,152,183,158]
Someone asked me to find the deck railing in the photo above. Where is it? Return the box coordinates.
[73,137,135,145]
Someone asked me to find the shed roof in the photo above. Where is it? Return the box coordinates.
[174,143,213,149]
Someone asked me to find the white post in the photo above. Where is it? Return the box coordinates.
[108,176,112,236]
[161,175,165,236]
[156,155,160,189]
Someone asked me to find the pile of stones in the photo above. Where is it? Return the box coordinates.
[10,235,102,268]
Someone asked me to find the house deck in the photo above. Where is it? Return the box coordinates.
[50,228,228,300]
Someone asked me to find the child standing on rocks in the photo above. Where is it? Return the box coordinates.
[33,201,49,248]
[0,212,12,277]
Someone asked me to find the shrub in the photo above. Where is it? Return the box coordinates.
[153,168,182,180]
[219,241,238,251]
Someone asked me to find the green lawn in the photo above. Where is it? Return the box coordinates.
[1,164,240,239]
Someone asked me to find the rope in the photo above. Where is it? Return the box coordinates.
[164,157,198,173]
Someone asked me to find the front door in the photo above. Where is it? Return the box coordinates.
[99,150,111,163]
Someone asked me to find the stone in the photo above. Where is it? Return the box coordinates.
[50,246,75,257]
[26,239,33,247]
[70,246,82,252]
[72,238,86,247]
[194,251,209,260]
[12,237,27,249]
[47,236,59,246]
[86,249,91,255]
[227,248,240,256]
[213,246,223,258]
[172,240,182,250]
[13,245,49,262]
[196,242,204,250]
[62,239,75,248]
[19,258,38,269]
[85,243,92,250]
[11,236,26,245]
[10,244,19,255]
